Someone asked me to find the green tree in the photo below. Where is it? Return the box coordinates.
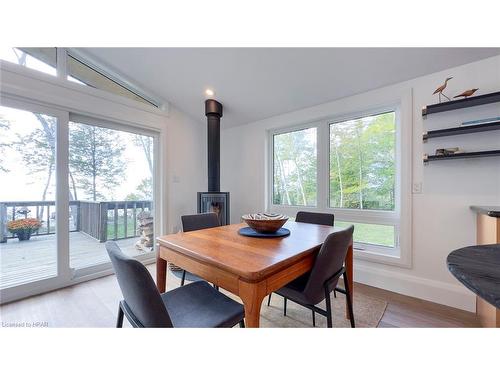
[329,112,395,210]
[11,114,59,220]
[124,135,154,201]
[69,123,126,201]
[273,128,317,206]
[134,135,153,175]
[16,115,56,202]
[125,177,152,201]
[10,50,63,205]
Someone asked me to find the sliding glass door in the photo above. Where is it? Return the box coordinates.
[0,99,158,302]
[0,105,60,290]
[68,117,156,271]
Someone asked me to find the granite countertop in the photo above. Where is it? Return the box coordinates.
[470,206,500,218]
[447,244,500,308]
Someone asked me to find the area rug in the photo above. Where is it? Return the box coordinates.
[165,268,387,328]
[259,291,387,328]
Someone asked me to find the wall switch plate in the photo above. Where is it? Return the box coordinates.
[412,182,423,194]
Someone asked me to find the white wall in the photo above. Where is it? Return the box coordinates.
[164,106,206,234]
[221,55,500,311]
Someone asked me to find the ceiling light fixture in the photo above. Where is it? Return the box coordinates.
[205,88,215,97]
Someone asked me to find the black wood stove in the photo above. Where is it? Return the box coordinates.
[197,99,230,225]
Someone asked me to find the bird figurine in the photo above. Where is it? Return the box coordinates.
[433,77,453,103]
[454,88,478,99]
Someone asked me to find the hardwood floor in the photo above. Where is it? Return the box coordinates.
[0,264,480,328]
[356,283,480,327]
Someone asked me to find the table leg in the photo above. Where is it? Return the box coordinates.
[345,241,354,319]
[238,279,267,328]
[156,249,167,293]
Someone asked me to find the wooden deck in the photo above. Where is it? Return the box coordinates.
[0,232,143,289]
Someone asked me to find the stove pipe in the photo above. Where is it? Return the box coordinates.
[205,99,223,192]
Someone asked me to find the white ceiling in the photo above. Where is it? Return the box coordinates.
[80,48,500,128]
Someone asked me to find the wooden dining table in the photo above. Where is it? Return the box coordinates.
[156,221,353,328]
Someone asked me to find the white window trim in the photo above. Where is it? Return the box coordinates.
[267,90,413,268]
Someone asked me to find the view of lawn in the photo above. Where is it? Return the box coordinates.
[335,220,395,247]
[107,216,139,239]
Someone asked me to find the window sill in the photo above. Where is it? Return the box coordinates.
[354,246,411,268]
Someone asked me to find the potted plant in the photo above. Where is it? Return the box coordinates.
[7,218,42,241]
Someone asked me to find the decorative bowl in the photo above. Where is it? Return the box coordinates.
[241,213,289,233]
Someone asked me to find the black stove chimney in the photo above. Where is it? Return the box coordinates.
[198,99,229,225]
[205,99,223,192]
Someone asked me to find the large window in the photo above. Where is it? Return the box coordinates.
[329,112,396,249]
[269,108,404,261]
[329,112,395,211]
[273,127,317,206]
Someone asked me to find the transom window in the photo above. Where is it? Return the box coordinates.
[0,48,159,108]
[0,47,57,76]
[66,54,158,107]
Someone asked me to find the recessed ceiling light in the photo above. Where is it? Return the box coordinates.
[205,89,215,97]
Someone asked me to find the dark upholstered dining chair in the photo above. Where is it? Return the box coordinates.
[177,213,220,286]
[295,211,335,226]
[181,212,220,232]
[272,226,355,328]
[106,241,245,328]
[268,210,336,307]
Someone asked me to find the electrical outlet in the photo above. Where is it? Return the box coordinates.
[412,182,422,194]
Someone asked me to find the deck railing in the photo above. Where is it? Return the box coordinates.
[0,200,152,243]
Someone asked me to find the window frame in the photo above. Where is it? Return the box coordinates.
[270,122,319,208]
[267,94,412,268]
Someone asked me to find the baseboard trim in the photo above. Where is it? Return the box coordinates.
[354,262,476,312]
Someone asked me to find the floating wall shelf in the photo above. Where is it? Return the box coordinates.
[422,91,500,117]
[423,121,500,141]
[423,150,500,163]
